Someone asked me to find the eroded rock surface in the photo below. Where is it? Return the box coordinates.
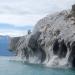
[10,5,75,67]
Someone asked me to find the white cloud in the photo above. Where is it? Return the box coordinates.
[0,0,75,36]
[0,0,74,15]
[0,29,27,37]
[0,0,74,26]
[0,14,45,26]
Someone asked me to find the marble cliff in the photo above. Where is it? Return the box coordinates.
[10,5,75,68]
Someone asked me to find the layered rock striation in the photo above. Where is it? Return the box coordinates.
[10,5,75,68]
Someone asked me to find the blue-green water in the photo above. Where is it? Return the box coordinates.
[0,36,15,56]
[0,57,75,75]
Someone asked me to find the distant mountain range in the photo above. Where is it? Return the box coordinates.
[0,35,15,56]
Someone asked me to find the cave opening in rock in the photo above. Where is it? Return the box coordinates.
[59,40,67,58]
[53,39,59,55]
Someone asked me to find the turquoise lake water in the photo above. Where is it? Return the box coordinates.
[0,57,75,75]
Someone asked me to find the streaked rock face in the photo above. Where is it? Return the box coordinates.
[10,5,75,68]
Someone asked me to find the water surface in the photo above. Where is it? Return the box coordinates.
[0,57,75,75]
[0,36,15,56]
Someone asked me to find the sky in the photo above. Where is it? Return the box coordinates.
[0,0,75,36]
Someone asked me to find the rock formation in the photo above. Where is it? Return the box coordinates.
[10,5,75,68]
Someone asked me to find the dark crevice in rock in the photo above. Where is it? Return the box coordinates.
[23,47,29,59]
[68,41,75,67]
[58,40,67,58]
[67,41,71,49]
[53,39,59,55]
[28,31,46,63]
[28,31,41,52]
[53,39,67,58]
[38,45,46,63]
[72,57,75,67]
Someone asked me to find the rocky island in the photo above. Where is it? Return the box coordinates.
[10,5,75,68]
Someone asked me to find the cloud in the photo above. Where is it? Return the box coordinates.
[0,14,45,26]
[0,0,75,36]
[0,0,75,15]
[0,0,74,26]
[0,23,33,30]
[0,29,27,37]
[0,23,33,37]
